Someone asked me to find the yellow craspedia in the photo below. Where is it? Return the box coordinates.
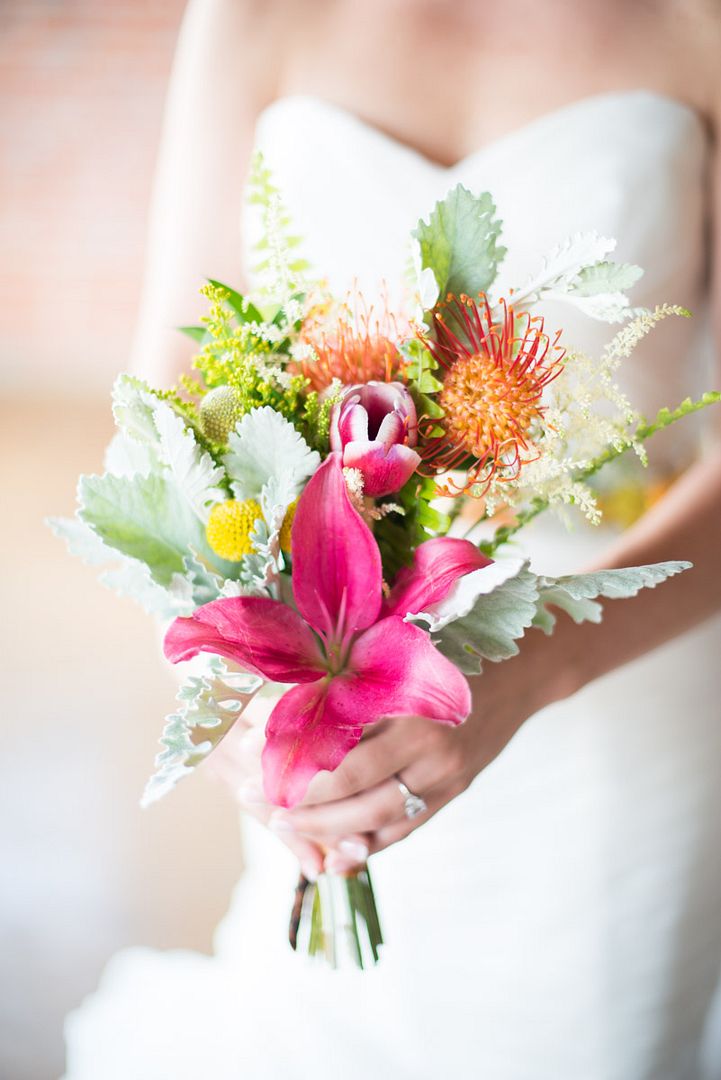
[279,499,298,555]
[199,386,244,444]
[206,499,263,561]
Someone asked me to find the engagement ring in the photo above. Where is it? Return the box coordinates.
[395,776,428,820]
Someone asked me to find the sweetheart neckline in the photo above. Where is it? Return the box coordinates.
[257,89,707,173]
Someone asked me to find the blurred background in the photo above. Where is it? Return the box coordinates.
[0,4,243,1078]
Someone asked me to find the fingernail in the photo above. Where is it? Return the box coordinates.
[269,811,295,833]
[301,863,318,883]
[338,839,369,861]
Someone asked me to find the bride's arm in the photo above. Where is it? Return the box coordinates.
[130,0,286,387]
[270,135,721,869]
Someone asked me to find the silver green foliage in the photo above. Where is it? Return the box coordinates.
[533,561,692,633]
[224,406,320,590]
[430,565,540,672]
[413,184,506,301]
[112,374,225,523]
[152,401,225,523]
[507,233,644,322]
[574,261,644,297]
[224,405,319,502]
[429,559,692,673]
[141,657,263,807]
[47,515,194,618]
[77,473,212,588]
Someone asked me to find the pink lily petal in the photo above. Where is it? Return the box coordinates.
[292,453,382,639]
[384,537,493,618]
[164,596,326,683]
[330,615,471,727]
[262,680,364,807]
[342,441,422,498]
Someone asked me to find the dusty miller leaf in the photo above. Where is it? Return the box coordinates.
[430,564,540,672]
[507,233,643,321]
[48,515,194,616]
[573,261,643,296]
[141,657,263,806]
[47,515,117,566]
[413,185,506,301]
[224,406,319,502]
[152,400,226,523]
[534,561,692,633]
[78,473,209,587]
[111,374,163,447]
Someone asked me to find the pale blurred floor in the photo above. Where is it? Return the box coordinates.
[0,397,243,1080]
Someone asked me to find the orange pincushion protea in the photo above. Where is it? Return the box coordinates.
[419,294,564,495]
[298,289,408,391]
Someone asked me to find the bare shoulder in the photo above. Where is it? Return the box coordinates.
[190,0,306,47]
[661,0,721,115]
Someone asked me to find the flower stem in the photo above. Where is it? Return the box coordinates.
[289,863,384,970]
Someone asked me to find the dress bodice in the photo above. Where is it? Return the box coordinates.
[249,91,714,470]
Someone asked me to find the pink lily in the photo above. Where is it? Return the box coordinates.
[164,454,491,808]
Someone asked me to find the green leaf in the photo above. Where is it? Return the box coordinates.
[432,565,540,672]
[534,561,692,633]
[207,279,263,324]
[573,261,643,297]
[78,472,208,587]
[141,657,262,806]
[177,325,208,343]
[413,185,506,301]
[401,338,442,393]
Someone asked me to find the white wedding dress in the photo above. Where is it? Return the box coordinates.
[64,92,721,1080]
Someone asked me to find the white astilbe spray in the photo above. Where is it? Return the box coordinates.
[483,305,688,521]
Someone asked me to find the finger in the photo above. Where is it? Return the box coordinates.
[323,835,371,874]
[272,778,403,838]
[367,787,453,855]
[281,833,325,882]
[302,717,422,805]
[272,758,446,840]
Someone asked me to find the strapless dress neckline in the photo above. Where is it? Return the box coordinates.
[257,89,707,173]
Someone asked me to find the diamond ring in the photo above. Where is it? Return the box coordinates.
[395,776,428,820]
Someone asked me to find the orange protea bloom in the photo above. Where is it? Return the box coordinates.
[418,294,565,495]
[297,288,408,392]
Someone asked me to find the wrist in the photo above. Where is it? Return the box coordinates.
[469,621,586,730]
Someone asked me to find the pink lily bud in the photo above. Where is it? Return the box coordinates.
[329,381,421,497]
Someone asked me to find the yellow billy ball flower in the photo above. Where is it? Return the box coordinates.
[206,499,263,561]
[279,499,298,555]
[200,386,244,444]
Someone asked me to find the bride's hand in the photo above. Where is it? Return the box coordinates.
[205,714,328,882]
[267,641,558,872]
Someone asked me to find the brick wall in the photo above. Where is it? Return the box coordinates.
[0,0,185,397]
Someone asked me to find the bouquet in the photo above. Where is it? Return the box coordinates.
[51,156,719,968]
